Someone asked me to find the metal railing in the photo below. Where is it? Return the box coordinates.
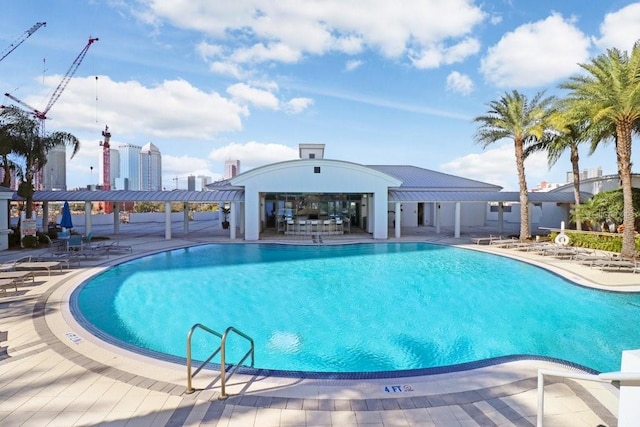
[186,323,254,398]
[537,368,640,427]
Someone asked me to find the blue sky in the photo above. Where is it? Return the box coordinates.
[1,0,640,190]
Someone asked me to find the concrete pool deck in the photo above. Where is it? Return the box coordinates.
[0,223,632,426]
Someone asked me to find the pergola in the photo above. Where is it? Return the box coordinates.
[21,189,244,240]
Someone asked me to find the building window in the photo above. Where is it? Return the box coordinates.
[309,153,315,159]
[314,166,321,173]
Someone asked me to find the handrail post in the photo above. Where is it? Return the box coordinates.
[537,371,544,427]
[185,325,196,394]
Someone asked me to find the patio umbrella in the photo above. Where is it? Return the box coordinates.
[60,201,73,230]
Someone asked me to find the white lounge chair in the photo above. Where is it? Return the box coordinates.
[9,256,66,275]
[0,270,35,284]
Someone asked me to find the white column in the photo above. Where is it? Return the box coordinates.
[230,202,237,240]
[183,202,189,234]
[498,202,504,234]
[113,203,120,234]
[84,201,92,234]
[239,203,245,235]
[165,201,171,240]
[435,203,441,234]
[394,201,401,238]
[0,199,9,251]
[454,202,461,238]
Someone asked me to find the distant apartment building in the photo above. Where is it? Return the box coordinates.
[140,142,162,191]
[42,146,67,190]
[198,175,211,191]
[224,160,240,179]
[187,175,196,191]
[566,167,603,183]
[532,181,563,192]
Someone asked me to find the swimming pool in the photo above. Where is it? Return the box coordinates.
[72,243,640,376]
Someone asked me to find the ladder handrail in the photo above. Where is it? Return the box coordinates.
[185,323,254,398]
[220,326,255,398]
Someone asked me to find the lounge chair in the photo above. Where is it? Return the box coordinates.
[0,270,35,284]
[10,256,66,275]
[592,257,639,273]
[0,278,20,294]
[488,235,518,248]
[102,241,133,255]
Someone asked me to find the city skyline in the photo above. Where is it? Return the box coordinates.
[2,1,640,191]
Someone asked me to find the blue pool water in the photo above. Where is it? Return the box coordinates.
[73,243,640,374]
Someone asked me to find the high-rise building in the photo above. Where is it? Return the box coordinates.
[119,144,142,190]
[43,146,67,190]
[187,175,196,191]
[197,175,211,191]
[140,142,162,191]
[224,160,240,179]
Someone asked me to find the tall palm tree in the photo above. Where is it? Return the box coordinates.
[561,42,640,258]
[525,110,591,230]
[0,106,80,218]
[474,90,556,240]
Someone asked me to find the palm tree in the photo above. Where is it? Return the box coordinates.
[561,42,640,258]
[0,115,23,188]
[525,109,591,230]
[474,90,556,240]
[0,106,80,218]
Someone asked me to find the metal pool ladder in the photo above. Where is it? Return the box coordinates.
[185,323,255,398]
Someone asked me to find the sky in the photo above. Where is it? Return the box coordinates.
[1,0,640,191]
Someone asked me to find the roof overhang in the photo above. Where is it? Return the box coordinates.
[21,189,245,203]
[388,190,591,203]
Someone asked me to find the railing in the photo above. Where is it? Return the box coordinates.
[537,368,640,427]
[186,323,255,398]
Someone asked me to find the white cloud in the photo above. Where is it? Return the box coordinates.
[140,0,486,69]
[209,61,246,79]
[480,13,591,87]
[283,97,313,114]
[226,82,280,109]
[446,71,474,95]
[410,37,481,69]
[162,155,217,188]
[440,143,549,191]
[595,2,640,52]
[208,141,298,171]
[345,59,364,72]
[33,75,248,139]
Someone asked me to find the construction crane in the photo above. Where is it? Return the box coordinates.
[100,125,111,190]
[1,36,98,189]
[0,22,46,63]
[3,37,98,123]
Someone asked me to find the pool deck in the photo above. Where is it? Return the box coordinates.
[0,222,632,426]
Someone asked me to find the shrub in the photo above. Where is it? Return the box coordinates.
[21,235,38,248]
[549,231,640,253]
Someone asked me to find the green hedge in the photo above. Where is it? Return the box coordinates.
[548,231,640,253]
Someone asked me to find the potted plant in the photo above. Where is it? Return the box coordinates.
[221,206,231,229]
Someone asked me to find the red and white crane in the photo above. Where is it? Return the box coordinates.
[0,22,46,63]
[3,36,98,124]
